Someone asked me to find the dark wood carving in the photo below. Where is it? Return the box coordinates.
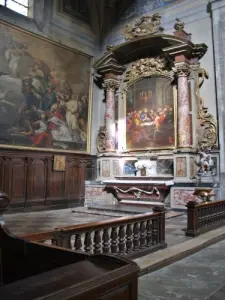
[0,149,96,210]
[0,224,139,300]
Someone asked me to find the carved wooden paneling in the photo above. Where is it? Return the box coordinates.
[50,171,66,200]
[27,159,46,202]
[66,161,80,199]
[0,150,96,210]
[0,159,4,192]
[9,158,27,203]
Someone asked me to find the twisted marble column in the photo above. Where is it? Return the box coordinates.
[103,79,120,152]
[176,63,192,148]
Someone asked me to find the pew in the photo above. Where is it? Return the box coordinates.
[0,224,139,300]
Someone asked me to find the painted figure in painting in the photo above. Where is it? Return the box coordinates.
[0,22,91,152]
[126,77,175,150]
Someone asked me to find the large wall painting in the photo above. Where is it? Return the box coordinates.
[0,21,92,153]
[125,76,176,151]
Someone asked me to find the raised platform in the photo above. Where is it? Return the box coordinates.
[87,203,154,215]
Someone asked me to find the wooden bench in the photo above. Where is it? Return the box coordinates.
[0,224,139,300]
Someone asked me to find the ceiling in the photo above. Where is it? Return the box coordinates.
[62,0,135,41]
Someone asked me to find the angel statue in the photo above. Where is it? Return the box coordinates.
[196,149,214,176]
[191,148,216,187]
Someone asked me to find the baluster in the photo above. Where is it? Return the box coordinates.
[126,224,133,253]
[146,220,152,247]
[51,238,57,246]
[84,232,92,253]
[140,221,146,248]
[74,233,82,251]
[59,234,72,249]
[111,227,118,254]
[118,225,126,254]
[65,235,72,249]
[94,230,102,254]
[103,228,110,253]
[133,222,139,251]
[152,219,157,245]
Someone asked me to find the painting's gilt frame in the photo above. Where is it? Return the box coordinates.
[0,20,93,154]
[122,56,177,151]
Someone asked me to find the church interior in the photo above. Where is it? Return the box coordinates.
[1,0,225,299]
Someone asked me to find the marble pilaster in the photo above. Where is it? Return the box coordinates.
[103,79,120,152]
[176,63,192,148]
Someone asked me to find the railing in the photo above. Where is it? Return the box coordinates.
[20,207,167,259]
[186,200,225,237]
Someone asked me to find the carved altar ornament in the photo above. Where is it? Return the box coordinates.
[103,79,120,91]
[175,62,191,77]
[174,18,185,31]
[124,57,173,85]
[123,13,164,41]
[195,148,215,176]
[97,125,106,153]
[113,186,160,200]
[196,68,217,149]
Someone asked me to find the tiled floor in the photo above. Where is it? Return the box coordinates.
[139,239,225,300]
[3,207,189,247]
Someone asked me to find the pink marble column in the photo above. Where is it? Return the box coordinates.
[103,79,119,152]
[176,63,192,148]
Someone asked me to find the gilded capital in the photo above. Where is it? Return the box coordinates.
[175,63,190,77]
[103,79,120,91]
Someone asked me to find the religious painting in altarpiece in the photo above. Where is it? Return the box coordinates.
[125,76,176,151]
[0,21,92,154]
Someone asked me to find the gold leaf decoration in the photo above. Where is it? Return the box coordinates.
[124,57,173,86]
[196,68,217,149]
[122,13,164,41]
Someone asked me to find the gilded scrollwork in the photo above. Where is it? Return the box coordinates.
[123,13,164,41]
[196,67,217,149]
[97,126,106,153]
[124,57,173,86]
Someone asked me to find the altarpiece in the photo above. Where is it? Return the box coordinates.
[87,15,218,209]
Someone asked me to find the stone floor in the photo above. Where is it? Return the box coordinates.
[139,239,225,300]
[3,207,189,247]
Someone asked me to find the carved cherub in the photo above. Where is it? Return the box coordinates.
[195,149,214,175]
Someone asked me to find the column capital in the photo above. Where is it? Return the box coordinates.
[175,62,191,77]
[103,79,120,91]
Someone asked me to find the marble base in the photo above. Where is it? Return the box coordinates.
[84,181,116,207]
[170,187,217,209]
